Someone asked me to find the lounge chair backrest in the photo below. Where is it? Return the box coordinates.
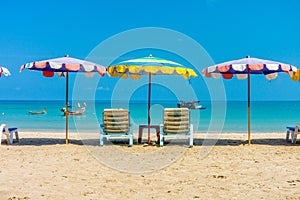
[103,109,130,133]
[163,108,190,134]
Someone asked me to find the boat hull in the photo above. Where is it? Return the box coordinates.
[29,110,46,115]
[61,107,85,116]
[177,102,205,109]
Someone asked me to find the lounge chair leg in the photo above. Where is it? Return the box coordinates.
[128,132,133,147]
[9,131,14,144]
[6,135,10,145]
[294,132,298,144]
[128,138,133,147]
[100,132,104,146]
[189,124,194,147]
[15,132,19,143]
[292,125,300,144]
[159,126,164,147]
[0,133,5,146]
[291,132,295,144]
[159,135,164,147]
[286,130,290,142]
[1,124,10,145]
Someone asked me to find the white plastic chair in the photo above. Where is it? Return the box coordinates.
[286,125,299,144]
[0,124,19,145]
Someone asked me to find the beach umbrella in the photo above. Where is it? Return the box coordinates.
[20,55,106,144]
[108,54,198,144]
[202,56,297,144]
[0,66,11,77]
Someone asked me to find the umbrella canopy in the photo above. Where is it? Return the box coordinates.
[20,55,106,144]
[0,66,11,77]
[20,56,106,75]
[202,56,297,144]
[108,54,197,144]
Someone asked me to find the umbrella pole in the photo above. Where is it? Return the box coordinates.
[66,71,69,144]
[247,66,251,145]
[148,73,151,144]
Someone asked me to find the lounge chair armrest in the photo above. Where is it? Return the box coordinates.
[8,127,18,132]
[286,126,294,130]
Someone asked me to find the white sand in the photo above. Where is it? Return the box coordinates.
[0,131,300,200]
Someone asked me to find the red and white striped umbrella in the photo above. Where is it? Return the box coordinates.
[0,66,11,77]
[202,56,297,144]
[20,55,106,144]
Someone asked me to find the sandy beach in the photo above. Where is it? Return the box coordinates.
[1,131,300,200]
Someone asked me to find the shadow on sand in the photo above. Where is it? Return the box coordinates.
[6,137,299,147]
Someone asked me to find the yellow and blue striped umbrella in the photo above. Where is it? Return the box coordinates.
[108,54,197,144]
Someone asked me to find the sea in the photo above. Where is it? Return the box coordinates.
[0,100,299,133]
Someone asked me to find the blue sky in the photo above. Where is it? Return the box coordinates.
[1,0,300,101]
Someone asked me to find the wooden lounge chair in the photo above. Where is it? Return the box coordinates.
[286,125,299,144]
[159,108,193,147]
[100,109,133,146]
[0,124,19,145]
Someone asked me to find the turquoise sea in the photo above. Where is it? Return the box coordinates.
[0,100,299,133]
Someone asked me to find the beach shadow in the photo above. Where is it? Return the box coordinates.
[193,138,300,146]
[6,137,299,147]
[13,138,84,146]
[250,138,299,146]
[13,138,134,146]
